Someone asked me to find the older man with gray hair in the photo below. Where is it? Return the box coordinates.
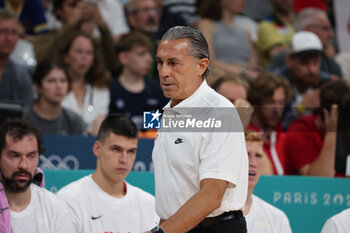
[294,7,342,78]
[270,7,342,78]
[147,26,248,233]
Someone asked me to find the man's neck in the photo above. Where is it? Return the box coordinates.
[33,100,62,120]
[291,75,319,94]
[5,187,31,212]
[91,170,126,198]
[119,69,145,94]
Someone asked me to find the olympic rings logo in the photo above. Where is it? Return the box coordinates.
[39,155,80,170]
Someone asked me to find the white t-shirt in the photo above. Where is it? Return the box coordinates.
[321,208,350,233]
[10,184,75,233]
[57,175,159,233]
[62,84,110,129]
[98,0,130,37]
[245,195,292,233]
[152,80,248,219]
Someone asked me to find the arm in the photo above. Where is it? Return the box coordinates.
[146,178,228,233]
[299,105,338,176]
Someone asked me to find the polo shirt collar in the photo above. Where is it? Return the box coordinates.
[163,80,208,115]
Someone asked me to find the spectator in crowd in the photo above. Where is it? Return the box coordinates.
[196,0,259,81]
[270,8,342,78]
[211,75,253,129]
[23,61,86,135]
[273,31,332,127]
[0,118,75,233]
[154,0,188,41]
[126,0,161,39]
[0,0,48,36]
[321,207,350,233]
[92,0,130,42]
[285,80,350,176]
[0,9,35,108]
[57,114,158,233]
[60,32,111,136]
[257,0,295,67]
[109,31,167,130]
[247,72,292,175]
[34,0,117,74]
[162,0,198,26]
[243,131,292,233]
[295,8,340,72]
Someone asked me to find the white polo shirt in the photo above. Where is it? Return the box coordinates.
[245,195,292,233]
[321,208,350,233]
[152,80,248,219]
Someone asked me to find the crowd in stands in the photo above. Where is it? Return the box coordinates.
[0,0,349,182]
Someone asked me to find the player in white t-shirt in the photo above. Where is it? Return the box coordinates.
[57,114,158,233]
[243,131,293,233]
[0,119,75,233]
[321,208,350,233]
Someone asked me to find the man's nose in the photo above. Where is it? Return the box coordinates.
[119,152,128,163]
[249,154,257,167]
[158,64,170,78]
[308,63,318,76]
[18,156,28,169]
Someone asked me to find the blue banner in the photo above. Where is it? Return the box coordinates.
[39,135,154,171]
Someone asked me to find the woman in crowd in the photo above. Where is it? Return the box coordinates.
[23,61,87,135]
[60,32,111,135]
[196,0,259,81]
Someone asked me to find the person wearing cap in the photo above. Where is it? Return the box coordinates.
[272,31,333,128]
[269,8,343,78]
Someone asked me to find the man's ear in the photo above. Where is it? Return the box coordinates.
[197,58,210,77]
[118,52,128,66]
[93,141,101,158]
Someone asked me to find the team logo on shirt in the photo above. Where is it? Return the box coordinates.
[143,110,162,129]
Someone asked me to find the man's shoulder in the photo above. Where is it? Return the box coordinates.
[57,175,91,197]
[126,182,155,203]
[287,114,318,132]
[252,195,288,218]
[201,83,234,108]
[31,184,70,210]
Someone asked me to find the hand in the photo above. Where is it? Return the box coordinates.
[234,99,254,129]
[323,104,338,132]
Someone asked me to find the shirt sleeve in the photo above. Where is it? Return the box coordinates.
[199,130,247,187]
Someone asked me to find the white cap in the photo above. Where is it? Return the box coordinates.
[291,31,322,55]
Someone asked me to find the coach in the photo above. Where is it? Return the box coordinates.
[147,26,248,233]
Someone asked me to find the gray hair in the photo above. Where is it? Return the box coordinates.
[295,8,327,31]
[162,26,211,79]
